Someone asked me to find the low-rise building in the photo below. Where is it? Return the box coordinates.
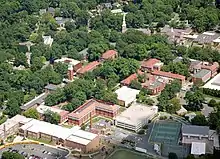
[42,36,53,47]
[151,70,186,85]
[192,69,212,84]
[54,57,82,72]
[115,86,140,107]
[193,32,220,47]
[115,103,158,132]
[55,17,74,28]
[0,115,32,139]
[203,73,220,90]
[68,99,120,126]
[19,118,99,152]
[21,93,48,111]
[141,58,163,72]
[100,50,118,61]
[181,125,219,154]
[77,61,101,75]
[36,105,69,123]
[44,84,59,93]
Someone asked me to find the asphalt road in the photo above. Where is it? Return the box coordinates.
[0,144,69,159]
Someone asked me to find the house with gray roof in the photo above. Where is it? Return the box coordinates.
[44,84,59,92]
[192,69,211,84]
[193,32,220,47]
[55,17,74,28]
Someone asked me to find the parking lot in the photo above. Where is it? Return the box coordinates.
[0,144,69,159]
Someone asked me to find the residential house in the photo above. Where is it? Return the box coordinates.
[47,7,55,16]
[141,58,164,72]
[161,25,192,44]
[100,50,118,61]
[192,69,212,84]
[193,32,220,47]
[44,84,59,93]
[55,17,74,28]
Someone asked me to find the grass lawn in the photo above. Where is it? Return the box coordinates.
[107,149,152,159]
[28,137,52,145]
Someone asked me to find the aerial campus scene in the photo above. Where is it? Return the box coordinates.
[2,0,220,159]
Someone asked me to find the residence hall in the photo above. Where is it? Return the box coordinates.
[77,61,101,75]
[141,58,163,72]
[100,50,118,61]
[120,71,166,95]
[19,117,99,153]
[36,104,69,123]
[68,99,120,126]
[151,70,186,85]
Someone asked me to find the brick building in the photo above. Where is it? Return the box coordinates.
[141,58,163,72]
[77,61,101,75]
[192,69,212,84]
[68,99,119,126]
[100,50,118,61]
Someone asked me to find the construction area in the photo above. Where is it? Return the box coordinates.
[149,121,181,144]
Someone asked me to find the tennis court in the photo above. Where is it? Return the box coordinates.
[149,121,181,144]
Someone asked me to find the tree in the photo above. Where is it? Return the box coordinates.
[208,99,217,107]
[168,152,178,159]
[5,98,21,117]
[191,114,208,126]
[167,98,181,114]
[184,90,205,111]
[44,110,60,125]
[23,108,40,119]
[2,151,25,159]
[130,80,142,90]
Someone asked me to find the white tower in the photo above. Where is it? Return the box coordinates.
[26,52,32,67]
[122,13,127,33]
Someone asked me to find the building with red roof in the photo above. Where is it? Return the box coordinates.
[68,99,120,126]
[201,62,219,77]
[151,70,186,85]
[100,50,118,61]
[120,70,144,86]
[141,58,164,72]
[77,61,101,75]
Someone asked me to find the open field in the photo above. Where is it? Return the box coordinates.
[107,149,152,159]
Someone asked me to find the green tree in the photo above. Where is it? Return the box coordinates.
[5,98,21,117]
[168,152,178,159]
[191,114,208,126]
[23,108,40,119]
[2,151,25,159]
[44,110,60,125]
[167,98,181,114]
[184,90,205,111]
[208,99,217,107]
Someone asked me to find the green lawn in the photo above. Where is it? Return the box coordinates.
[107,149,152,159]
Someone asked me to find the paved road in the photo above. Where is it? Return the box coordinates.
[0,144,69,159]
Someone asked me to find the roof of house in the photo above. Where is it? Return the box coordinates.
[55,17,74,25]
[148,79,165,89]
[141,58,161,68]
[21,93,48,110]
[203,73,220,90]
[78,48,88,56]
[193,69,211,78]
[77,61,100,74]
[191,142,206,155]
[182,125,209,136]
[152,70,185,81]
[194,32,220,44]
[101,50,117,59]
[68,99,119,120]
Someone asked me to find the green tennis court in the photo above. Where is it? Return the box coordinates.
[149,121,181,144]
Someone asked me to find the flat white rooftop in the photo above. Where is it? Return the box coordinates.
[191,142,206,155]
[55,57,80,66]
[115,103,158,126]
[115,86,140,106]
[20,117,97,145]
[36,104,64,115]
[203,73,220,90]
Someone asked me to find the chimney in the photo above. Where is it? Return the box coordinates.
[89,112,92,129]
[67,64,74,81]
